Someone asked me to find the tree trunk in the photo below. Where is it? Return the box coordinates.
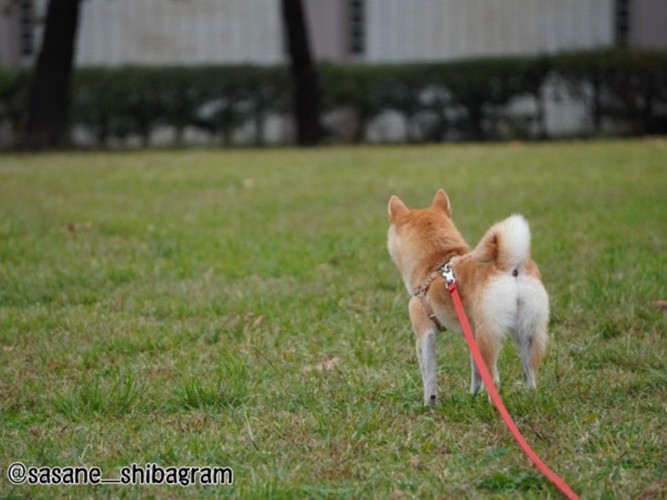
[254,110,265,147]
[639,81,655,135]
[96,123,109,149]
[353,115,366,144]
[469,107,486,141]
[535,88,548,140]
[174,125,185,148]
[280,0,323,146]
[590,74,602,136]
[22,0,82,150]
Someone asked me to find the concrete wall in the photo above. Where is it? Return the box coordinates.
[0,1,22,69]
[73,0,620,67]
[366,0,614,62]
[305,0,348,62]
[8,0,665,69]
[76,0,284,66]
[74,0,353,66]
[629,0,667,49]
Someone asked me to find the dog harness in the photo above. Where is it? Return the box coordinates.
[412,261,454,332]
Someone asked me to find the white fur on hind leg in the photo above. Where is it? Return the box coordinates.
[417,330,438,405]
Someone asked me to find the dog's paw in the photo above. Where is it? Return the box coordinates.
[424,394,438,407]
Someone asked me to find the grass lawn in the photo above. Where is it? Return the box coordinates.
[1,140,665,498]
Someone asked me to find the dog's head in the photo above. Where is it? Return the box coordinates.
[387,189,460,291]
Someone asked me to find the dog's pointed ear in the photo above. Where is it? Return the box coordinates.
[432,189,452,217]
[388,195,408,222]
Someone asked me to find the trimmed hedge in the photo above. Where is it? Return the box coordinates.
[320,57,551,142]
[71,65,290,147]
[554,50,667,135]
[1,49,666,148]
[0,68,29,140]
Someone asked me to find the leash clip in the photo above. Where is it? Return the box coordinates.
[440,261,456,286]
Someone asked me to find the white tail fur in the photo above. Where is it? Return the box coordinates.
[473,214,531,271]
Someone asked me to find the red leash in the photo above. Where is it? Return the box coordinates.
[441,264,579,500]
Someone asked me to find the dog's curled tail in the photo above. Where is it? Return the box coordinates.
[472,214,532,272]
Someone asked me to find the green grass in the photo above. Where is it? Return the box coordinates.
[0,140,665,498]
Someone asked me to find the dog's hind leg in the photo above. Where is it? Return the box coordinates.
[416,330,438,405]
[515,282,549,389]
[409,297,439,406]
[516,320,548,390]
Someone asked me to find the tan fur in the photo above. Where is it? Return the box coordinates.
[388,190,549,405]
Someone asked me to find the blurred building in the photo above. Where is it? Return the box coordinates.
[1,0,666,144]
[3,0,667,69]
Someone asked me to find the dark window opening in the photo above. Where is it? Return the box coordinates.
[348,0,364,56]
[20,0,34,56]
[615,0,629,46]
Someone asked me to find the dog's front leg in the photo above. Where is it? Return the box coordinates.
[409,297,438,406]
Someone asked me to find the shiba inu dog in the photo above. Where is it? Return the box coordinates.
[387,190,549,406]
